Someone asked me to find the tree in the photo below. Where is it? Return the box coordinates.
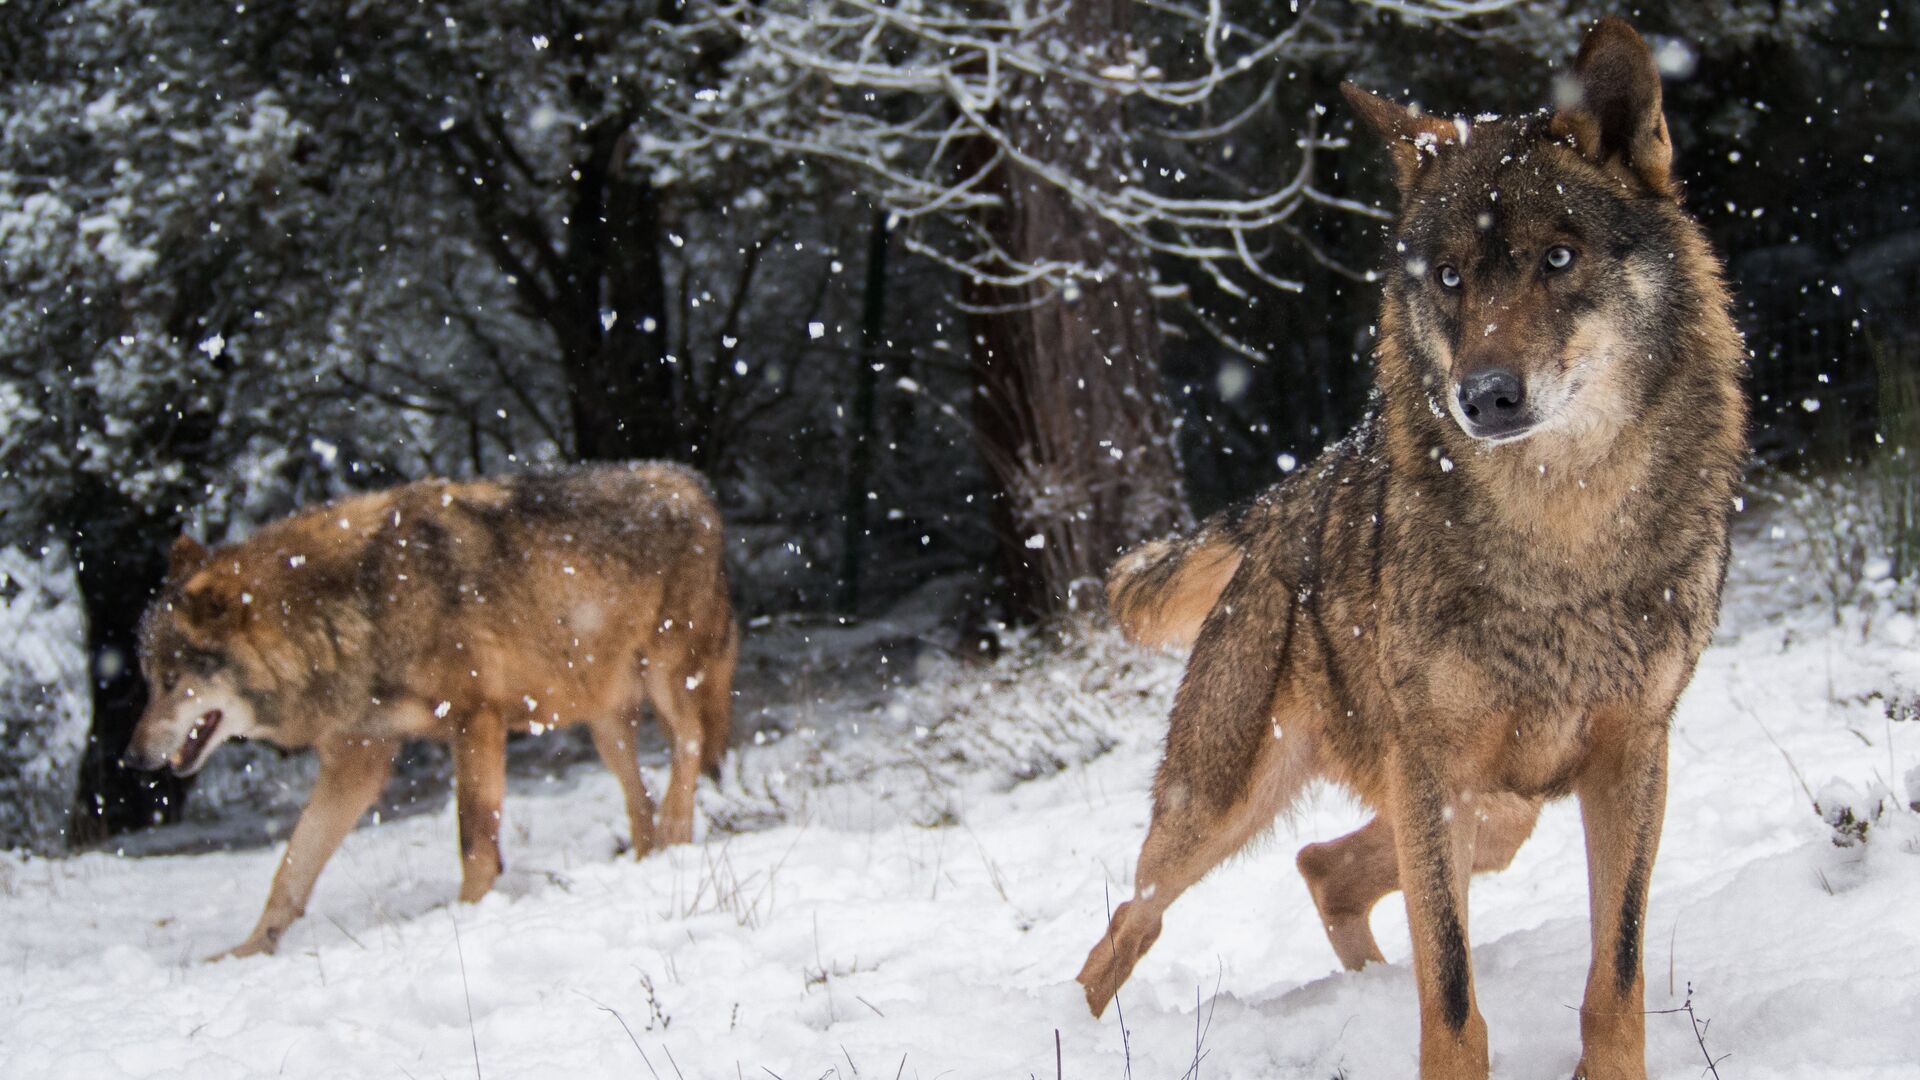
[233,0,828,468]
[1,0,351,838]
[693,0,1503,613]
[0,0,876,841]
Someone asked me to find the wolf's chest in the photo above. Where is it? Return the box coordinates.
[1364,596,1667,794]
[1459,584,1690,709]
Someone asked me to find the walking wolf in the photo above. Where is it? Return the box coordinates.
[130,463,737,958]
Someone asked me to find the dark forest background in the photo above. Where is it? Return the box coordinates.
[1,0,1914,847]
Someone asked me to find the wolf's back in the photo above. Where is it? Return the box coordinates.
[1107,499,1265,650]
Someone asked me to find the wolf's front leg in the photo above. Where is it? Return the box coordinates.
[1389,749,1488,1080]
[216,734,397,960]
[588,711,659,858]
[1572,718,1668,1080]
[453,708,508,903]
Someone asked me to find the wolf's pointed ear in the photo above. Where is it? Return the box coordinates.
[169,534,212,580]
[178,579,239,632]
[1551,18,1674,196]
[1341,82,1460,193]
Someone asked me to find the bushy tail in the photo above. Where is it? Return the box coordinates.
[1106,503,1257,651]
[698,619,738,781]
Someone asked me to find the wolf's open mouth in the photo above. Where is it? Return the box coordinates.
[170,709,224,775]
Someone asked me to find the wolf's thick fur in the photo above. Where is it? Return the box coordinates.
[131,462,737,958]
[1080,21,1746,1080]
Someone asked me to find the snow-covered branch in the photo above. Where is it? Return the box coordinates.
[690,0,1455,298]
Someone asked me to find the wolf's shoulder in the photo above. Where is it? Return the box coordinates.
[1240,411,1388,517]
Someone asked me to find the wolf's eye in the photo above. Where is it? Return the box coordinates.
[1544,246,1576,271]
[1437,265,1462,290]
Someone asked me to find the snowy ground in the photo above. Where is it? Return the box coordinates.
[4,521,1919,1079]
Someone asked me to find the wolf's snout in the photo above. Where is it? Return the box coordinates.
[119,742,166,772]
[1456,369,1530,438]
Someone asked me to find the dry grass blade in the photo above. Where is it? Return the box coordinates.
[447,908,483,1080]
[578,991,659,1079]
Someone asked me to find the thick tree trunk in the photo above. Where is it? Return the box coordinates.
[836,212,891,614]
[64,487,188,848]
[555,127,685,464]
[966,0,1191,618]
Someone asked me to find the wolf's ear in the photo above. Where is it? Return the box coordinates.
[1551,18,1674,196]
[178,578,241,633]
[168,534,212,580]
[1341,82,1461,193]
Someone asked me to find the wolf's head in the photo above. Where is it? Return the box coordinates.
[127,535,271,776]
[1346,19,1701,455]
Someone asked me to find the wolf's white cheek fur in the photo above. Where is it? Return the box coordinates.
[147,676,258,774]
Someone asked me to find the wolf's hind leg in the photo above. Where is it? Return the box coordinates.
[1469,792,1542,873]
[643,658,704,846]
[220,734,397,960]
[1078,725,1316,1017]
[453,708,508,903]
[1297,816,1397,971]
[589,710,659,858]
[1298,793,1540,971]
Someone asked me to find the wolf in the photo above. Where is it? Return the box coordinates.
[128,462,738,958]
[1076,20,1746,1080]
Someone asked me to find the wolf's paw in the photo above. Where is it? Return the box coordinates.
[1075,900,1162,1019]
[209,931,279,962]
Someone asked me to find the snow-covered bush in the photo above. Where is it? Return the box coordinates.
[1814,771,1920,857]
[1767,462,1919,625]
[1815,778,1897,848]
[710,621,1181,832]
[0,549,89,852]
[1781,341,1920,622]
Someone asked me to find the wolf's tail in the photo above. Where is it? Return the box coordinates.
[1106,502,1258,650]
[698,619,738,782]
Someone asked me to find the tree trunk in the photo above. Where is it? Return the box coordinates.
[64,487,188,848]
[836,211,892,614]
[965,0,1191,618]
[555,125,685,464]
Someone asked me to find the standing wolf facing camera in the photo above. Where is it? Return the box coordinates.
[1077,20,1745,1080]
[128,462,737,959]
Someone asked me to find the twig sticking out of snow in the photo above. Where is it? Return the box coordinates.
[1175,963,1223,1080]
[1642,982,1729,1079]
[1680,984,1730,1079]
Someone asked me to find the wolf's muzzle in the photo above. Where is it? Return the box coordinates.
[119,744,167,772]
[1456,369,1533,439]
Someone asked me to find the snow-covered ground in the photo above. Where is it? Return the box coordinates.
[3,522,1919,1079]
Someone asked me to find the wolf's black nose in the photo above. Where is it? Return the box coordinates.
[1456,369,1527,436]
